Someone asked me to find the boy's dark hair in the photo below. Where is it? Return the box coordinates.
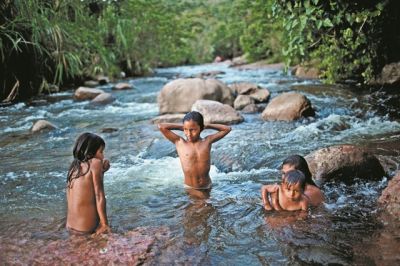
[67,132,105,187]
[283,170,306,191]
[282,155,317,187]
[183,111,204,130]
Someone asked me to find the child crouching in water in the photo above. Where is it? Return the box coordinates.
[261,170,309,211]
[66,132,110,235]
[158,111,231,199]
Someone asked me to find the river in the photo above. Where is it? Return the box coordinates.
[1,62,399,265]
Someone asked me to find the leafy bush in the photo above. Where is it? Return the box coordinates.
[272,0,389,83]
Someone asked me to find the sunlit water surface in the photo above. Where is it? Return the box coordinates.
[1,63,400,265]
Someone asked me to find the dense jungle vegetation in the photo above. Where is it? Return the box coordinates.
[1,0,399,102]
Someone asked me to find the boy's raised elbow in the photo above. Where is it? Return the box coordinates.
[157,123,166,131]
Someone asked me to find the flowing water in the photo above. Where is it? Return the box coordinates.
[1,63,400,265]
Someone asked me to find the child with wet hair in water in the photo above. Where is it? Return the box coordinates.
[66,132,110,235]
[158,111,231,199]
[280,155,324,207]
[261,170,309,211]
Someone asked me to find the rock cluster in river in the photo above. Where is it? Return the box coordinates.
[155,78,315,124]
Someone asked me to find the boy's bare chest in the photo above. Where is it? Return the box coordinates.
[177,142,210,160]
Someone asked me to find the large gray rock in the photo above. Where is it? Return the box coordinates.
[234,95,255,110]
[91,93,115,105]
[305,145,385,183]
[261,92,315,121]
[378,171,400,220]
[157,78,234,114]
[74,87,105,101]
[31,120,57,132]
[192,100,243,125]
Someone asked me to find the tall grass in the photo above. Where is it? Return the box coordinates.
[0,0,193,101]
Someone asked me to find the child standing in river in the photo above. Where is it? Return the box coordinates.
[66,132,110,235]
[158,111,231,199]
[261,170,309,211]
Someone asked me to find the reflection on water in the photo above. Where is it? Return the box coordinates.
[1,63,400,264]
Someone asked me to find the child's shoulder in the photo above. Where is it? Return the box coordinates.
[89,158,103,168]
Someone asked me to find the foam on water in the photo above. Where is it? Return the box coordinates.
[284,113,400,143]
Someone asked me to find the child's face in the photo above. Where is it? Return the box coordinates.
[183,119,202,142]
[281,164,295,179]
[282,182,303,201]
[94,146,105,160]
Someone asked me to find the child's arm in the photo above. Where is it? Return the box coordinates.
[270,189,283,211]
[91,159,110,235]
[300,196,309,211]
[261,184,278,211]
[158,123,183,143]
[102,159,110,172]
[204,124,231,143]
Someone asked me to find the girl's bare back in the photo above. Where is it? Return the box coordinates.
[66,159,101,233]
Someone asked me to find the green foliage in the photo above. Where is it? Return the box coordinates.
[239,0,282,62]
[0,0,194,100]
[272,0,387,83]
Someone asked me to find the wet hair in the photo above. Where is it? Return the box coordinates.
[183,111,204,130]
[282,154,317,187]
[67,132,105,187]
[282,170,306,191]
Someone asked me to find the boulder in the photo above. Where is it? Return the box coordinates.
[192,100,243,125]
[378,171,400,220]
[151,113,186,124]
[31,120,57,133]
[241,103,259,113]
[230,55,248,66]
[261,92,315,121]
[305,145,385,183]
[91,93,115,105]
[370,62,400,86]
[250,89,270,103]
[234,95,255,110]
[74,87,105,101]
[157,78,234,114]
[292,65,320,79]
[112,82,133,90]
[230,82,259,95]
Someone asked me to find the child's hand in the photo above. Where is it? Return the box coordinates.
[264,204,273,211]
[102,159,110,172]
[94,224,111,235]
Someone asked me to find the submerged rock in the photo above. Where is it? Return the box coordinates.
[74,87,104,101]
[305,144,385,184]
[91,93,115,105]
[378,171,400,220]
[112,82,133,90]
[0,227,170,265]
[31,120,57,133]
